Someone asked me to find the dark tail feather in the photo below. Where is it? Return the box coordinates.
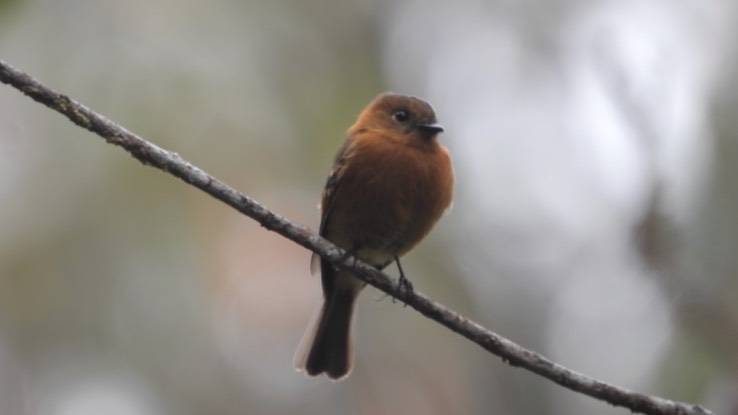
[295,288,358,380]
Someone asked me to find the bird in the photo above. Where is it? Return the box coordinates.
[294,92,454,380]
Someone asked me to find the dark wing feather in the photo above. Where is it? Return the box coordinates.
[310,138,355,275]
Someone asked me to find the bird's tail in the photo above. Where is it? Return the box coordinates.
[294,286,359,380]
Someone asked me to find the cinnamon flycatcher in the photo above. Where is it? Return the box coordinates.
[294,92,454,380]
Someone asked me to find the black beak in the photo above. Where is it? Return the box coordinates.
[418,123,444,133]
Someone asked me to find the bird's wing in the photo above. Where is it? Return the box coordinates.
[310,138,355,275]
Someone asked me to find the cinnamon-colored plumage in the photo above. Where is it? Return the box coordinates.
[294,92,454,380]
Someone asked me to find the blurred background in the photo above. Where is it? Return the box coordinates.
[1,0,737,414]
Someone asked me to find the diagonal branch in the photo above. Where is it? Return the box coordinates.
[0,59,713,415]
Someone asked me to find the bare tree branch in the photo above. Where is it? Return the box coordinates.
[0,59,713,415]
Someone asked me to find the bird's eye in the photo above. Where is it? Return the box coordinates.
[392,110,410,123]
